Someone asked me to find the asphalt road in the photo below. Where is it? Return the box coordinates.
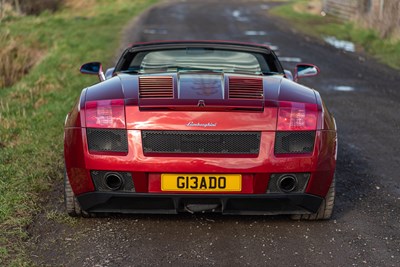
[28,0,400,266]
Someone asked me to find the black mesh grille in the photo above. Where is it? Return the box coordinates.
[142,131,261,154]
[275,131,315,154]
[87,128,128,153]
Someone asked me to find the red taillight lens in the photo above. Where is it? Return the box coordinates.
[85,99,125,128]
[277,102,318,131]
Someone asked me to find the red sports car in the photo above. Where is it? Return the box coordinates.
[64,41,337,220]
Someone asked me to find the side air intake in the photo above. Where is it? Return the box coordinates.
[139,76,174,98]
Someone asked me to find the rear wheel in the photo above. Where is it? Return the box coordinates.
[291,176,335,220]
[64,171,91,217]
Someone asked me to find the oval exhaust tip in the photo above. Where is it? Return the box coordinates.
[105,173,123,190]
[277,175,298,193]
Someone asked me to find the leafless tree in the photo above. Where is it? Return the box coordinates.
[0,0,5,20]
[14,0,20,14]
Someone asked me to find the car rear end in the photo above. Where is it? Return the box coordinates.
[65,75,336,216]
[64,41,336,218]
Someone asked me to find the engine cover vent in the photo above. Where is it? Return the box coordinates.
[228,77,263,99]
[139,76,174,98]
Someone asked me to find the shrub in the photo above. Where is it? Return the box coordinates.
[20,0,63,15]
[0,31,42,88]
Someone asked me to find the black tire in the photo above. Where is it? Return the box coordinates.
[291,176,335,221]
[64,171,92,217]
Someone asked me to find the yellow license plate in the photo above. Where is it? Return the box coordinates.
[161,174,242,192]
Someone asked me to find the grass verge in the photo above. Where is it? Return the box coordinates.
[270,0,400,69]
[0,0,158,265]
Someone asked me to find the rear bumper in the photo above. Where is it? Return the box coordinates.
[77,192,323,215]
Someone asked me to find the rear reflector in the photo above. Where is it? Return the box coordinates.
[85,99,125,128]
[277,102,317,131]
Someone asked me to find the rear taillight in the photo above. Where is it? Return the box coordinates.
[277,102,318,131]
[85,99,125,128]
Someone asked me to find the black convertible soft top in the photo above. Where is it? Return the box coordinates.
[114,40,284,75]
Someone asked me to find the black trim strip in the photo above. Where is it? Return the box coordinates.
[77,192,323,215]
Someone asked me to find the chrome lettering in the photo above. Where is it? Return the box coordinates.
[186,122,217,128]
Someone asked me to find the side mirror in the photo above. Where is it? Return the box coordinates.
[80,62,105,82]
[284,70,293,81]
[105,67,115,80]
[294,64,320,82]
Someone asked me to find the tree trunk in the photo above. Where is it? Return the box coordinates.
[0,0,5,21]
[14,0,21,14]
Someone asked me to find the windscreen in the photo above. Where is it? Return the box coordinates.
[129,48,269,75]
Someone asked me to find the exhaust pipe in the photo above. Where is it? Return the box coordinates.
[105,173,124,190]
[277,175,298,193]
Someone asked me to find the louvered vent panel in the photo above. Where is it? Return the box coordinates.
[139,76,174,98]
[229,77,263,99]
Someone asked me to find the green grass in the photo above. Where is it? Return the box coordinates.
[270,1,400,69]
[0,0,158,265]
